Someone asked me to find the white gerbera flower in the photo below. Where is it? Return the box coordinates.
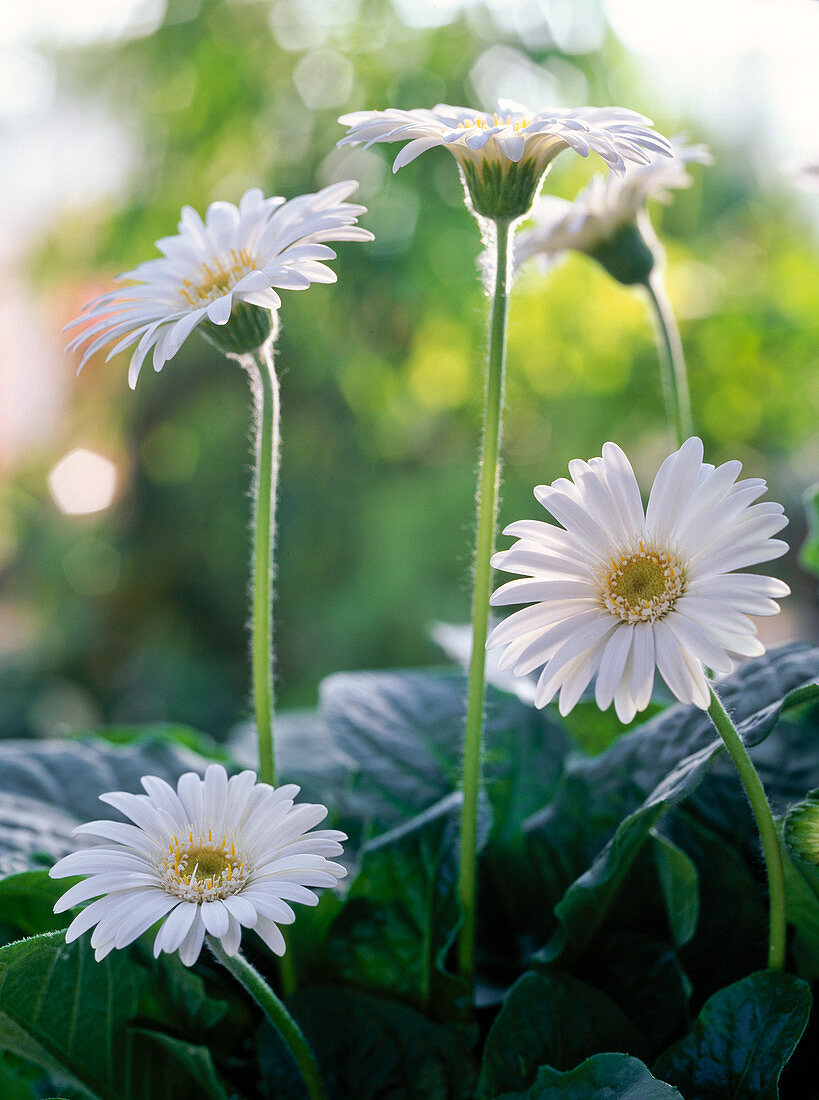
[487,438,789,722]
[49,765,346,966]
[515,138,712,280]
[65,182,373,387]
[338,100,672,221]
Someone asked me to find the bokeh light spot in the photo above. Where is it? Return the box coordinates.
[48,448,118,515]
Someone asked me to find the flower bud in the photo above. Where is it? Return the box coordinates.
[784,791,819,865]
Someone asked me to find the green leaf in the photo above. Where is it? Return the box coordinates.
[0,931,228,1099]
[0,870,71,941]
[652,830,699,948]
[529,646,819,962]
[0,736,214,877]
[325,792,478,1027]
[321,668,570,835]
[477,970,645,1097]
[588,932,691,1055]
[0,1050,41,1100]
[654,971,812,1099]
[74,723,231,762]
[228,709,355,812]
[492,1054,683,1098]
[780,841,819,981]
[665,813,767,996]
[128,1031,229,1100]
[262,986,476,1100]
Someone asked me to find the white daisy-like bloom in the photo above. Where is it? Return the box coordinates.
[515,138,712,269]
[338,100,672,220]
[49,765,347,966]
[338,100,670,177]
[65,182,373,388]
[487,438,790,723]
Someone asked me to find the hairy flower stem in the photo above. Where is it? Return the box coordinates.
[241,341,298,996]
[643,272,693,446]
[241,341,280,788]
[208,938,326,1100]
[458,217,512,983]
[707,685,787,971]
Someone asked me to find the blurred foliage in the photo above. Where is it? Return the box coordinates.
[1,0,817,737]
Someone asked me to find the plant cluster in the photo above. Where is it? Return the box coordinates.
[0,88,817,1100]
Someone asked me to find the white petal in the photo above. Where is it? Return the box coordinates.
[178,910,206,966]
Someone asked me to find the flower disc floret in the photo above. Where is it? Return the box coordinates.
[49,764,347,966]
[338,100,673,221]
[487,438,789,722]
[601,544,684,623]
[65,182,373,387]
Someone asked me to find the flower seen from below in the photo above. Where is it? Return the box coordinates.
[338,100,672,220]
[50,765,347,966]
[487,438,789,722]
[65,182,373,386]
[515,137,712,284]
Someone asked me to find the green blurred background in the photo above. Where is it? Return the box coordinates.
[0,0,817,740]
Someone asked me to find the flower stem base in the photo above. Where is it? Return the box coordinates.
[707,685,787,971]
[208,938,326,1100]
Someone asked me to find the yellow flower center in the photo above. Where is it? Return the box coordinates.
[458,113,530,132]
[600,544,684,623]
[158,828,249,902]
[180,248,256,306]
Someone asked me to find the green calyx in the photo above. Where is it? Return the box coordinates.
[784,792,819,865]
[459,156,545,221]
[588,222,657,286]
[201,301,275,355]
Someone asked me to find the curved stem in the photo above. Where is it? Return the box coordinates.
[243,342,280,787]
[707,685,787,971]
[208,938,325,1100]
[458,217,512,983]
[643,272,694,446]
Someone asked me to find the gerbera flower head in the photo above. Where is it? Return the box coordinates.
[515,137,712,284]
[65,182,373,387]
[338,100,672,221]
[49,764,347,966]
[487,438,789,723]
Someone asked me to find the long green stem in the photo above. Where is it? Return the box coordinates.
[245,341,280,788]
[458,218,512,982]
[707,685,787,971]
[208,938,325,1100]
[243,343,298,995]
[643,272,694,446]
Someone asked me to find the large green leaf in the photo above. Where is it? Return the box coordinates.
[780,841,819,982]
[492,1054,683,1098]
[320,668,570,835]
[654,971,812,1100]
[0,870,72,942]
[261,985,476,1100]
[530,646,819,961]
[665,813,767,995]
[685,701,819,850]
[0,931,228,1099]
[0,736,213,877]
[325,792,479,1026]
[651,830,699,949]
[477,969,645,1097]
[228,709,355,812]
